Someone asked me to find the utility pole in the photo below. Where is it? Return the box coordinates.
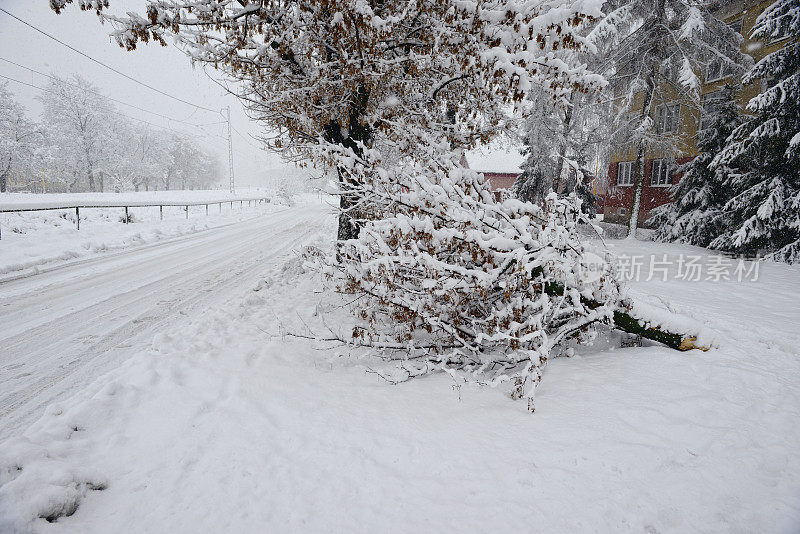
[225,106,235,193]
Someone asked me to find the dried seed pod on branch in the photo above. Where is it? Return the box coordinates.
[315,132,622,410]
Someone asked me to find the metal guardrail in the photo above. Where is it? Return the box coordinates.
[0,197,271,236]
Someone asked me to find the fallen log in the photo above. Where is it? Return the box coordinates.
[542,275,709,352]
[612,309,709,352]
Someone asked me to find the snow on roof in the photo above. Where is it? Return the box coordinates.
[464,141,525,174]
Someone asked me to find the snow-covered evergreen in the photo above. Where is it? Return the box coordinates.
[590,0,747,237]
[650,85,742,246]
[514,89,563,203]
[711,0,800,263]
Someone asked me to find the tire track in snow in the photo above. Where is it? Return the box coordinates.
[0,204,329,437]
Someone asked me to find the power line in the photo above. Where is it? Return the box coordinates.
[0,56,225,128]
[230,124,264,151]
[0,6,218,113]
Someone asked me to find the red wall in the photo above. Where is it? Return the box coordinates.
[483,172,518,191]
[602,157,693,226]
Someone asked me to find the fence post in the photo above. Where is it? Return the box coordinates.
[76,207,80,230]
[219,202,222,213]
[125,206,129,224]
[185,206,189,219]
[160,205,163,220]
[206,204,209,216]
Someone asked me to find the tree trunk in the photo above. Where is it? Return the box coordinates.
[542,274,707,351]
[612,309,705,351]
[627,136,648,238]
[626,0,665,238]
[0,157,10,193]
[87,162,96,192]
[336,166,361,242]
[554,94,576,193]
[627,66,659,239]
[324,85,372,245]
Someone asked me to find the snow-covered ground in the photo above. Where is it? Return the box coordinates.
[1,198,799,533]
[0,197,322,438]
[0,189,281,278]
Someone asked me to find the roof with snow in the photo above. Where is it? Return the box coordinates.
[463,142,525,175]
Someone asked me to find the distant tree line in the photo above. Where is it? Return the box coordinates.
[0,75,222,194]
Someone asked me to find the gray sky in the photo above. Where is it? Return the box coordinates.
[0,0,291,187]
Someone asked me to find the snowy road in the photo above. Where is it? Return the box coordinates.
[0,203,326,437]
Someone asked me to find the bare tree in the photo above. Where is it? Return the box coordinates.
[0,82,42,192]
[38,74,115,192]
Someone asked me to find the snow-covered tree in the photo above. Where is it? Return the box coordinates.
[650,84,742,245]
[155,134,220,191]
[317,126,705,409]
[128,126,164,192]
[53,0,607,241]
[39,75,115,192]
[0,83,42,193]
[590,0,747,237]
[515,87,609,207]
[319,131,623,410]
[1,76,221,193]
[514,89,564,203]
[711,0,800,262]
[54,0,709,410]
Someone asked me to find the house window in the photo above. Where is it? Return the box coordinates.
[699,90,725,132]
[617,161,634,186]
[706,57,730,83]
[651,159,673,186]
[654,103,681,134]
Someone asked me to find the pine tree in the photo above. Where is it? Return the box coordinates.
[651,85,742,246]
[712,0,800,262]
[590,0,746,238]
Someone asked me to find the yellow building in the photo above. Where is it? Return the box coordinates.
[603,0,789,226]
